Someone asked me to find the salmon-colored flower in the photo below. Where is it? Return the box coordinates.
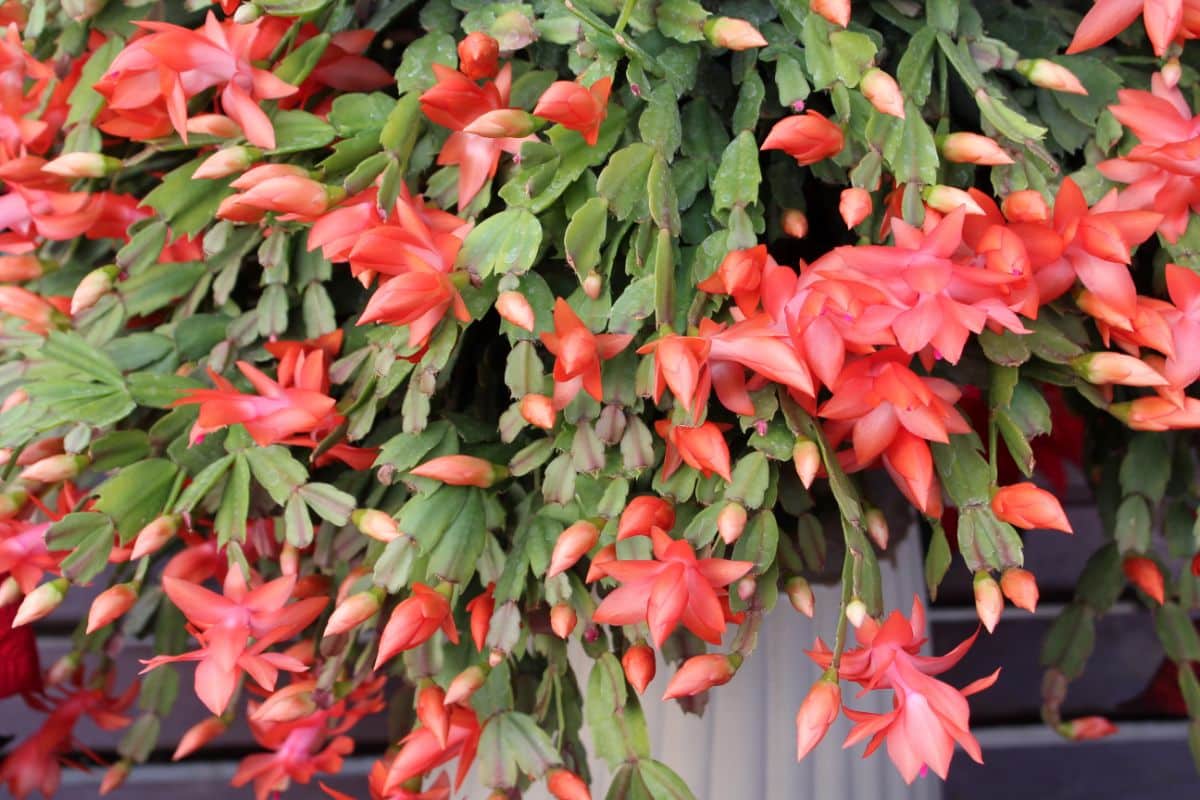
[173,717,228,761]
[990,482,1073,532]
[1068,0,1183,56]
[1062,716,1118,741]
[383,704,480,793]
[617,496,676,541]
[696,245,778,316]
[1122,555,1165,604]
[540,298,633,408]
[458,31,500,80]
[592,527,751,646]
[375,583,459,668]
[761,111,845,165]
[655,420,734,482]
[795,678,840,760]
[465,584,495,651]
[808,597,999,783]
[622,643,656,694]
[662,653,738,699]
[533,76,612,146]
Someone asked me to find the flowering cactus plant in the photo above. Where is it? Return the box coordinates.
[2,0,1200,796]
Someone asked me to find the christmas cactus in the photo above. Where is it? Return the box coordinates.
[1,0,1200,796]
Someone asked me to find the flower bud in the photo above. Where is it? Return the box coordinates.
[548,521,601,578]
[617,496,675,541]
[811,0,851,26]
[324,588,383,636]
[352,508,401,543]
[845,598,868,629]
[991,483,1073,533]
[622,643,656,694]
[1163,59,1182,88]
[0,488,27,519]
[839,188,873,229]
[1000,567,1039,612]
[416,683,450,748]
[445,665,487,706]
[71,265,119,316]
[923,185,986,215]
[87,583,137,634]
[860,69,905,118]
[796,678,840,760]
[792,438,820,489]
[18,453,87,484]
[253,683,316,723]
[14,578,69,627]
[705,17,768,50]
[1061,716,1117,741]
[547,768,591,800]
[717,501,748,545]
[410,454,504,487]
[1,388,27,414]
[520,394,556,430]
[973,572,1003,633]
[496,290,535,331]
[1072,352,1167,387]
[663,653,738,699]
[130,515,180,559]
[1016,59,1087,95]
[864,508,889,550]
[781,208,809,238]
[194,146,261,180]
[458,31,501,80]
[46,652,80,687]
[42,152,122,179]
[1122,555,1165,605]
[940,132,1013,165]
[550,602,577,638]
[463,109,539,138]
[585,543,616,583]
[1002,189,1050,222]
[100,760,130,795]
[0,255,45,281]
[582,271,602,300]
[488,648,505,667]
[173,717,228,761]
[736,576,757,602]
[786,576,815,617]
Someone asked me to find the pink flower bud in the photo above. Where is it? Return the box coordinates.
[464,108,539,138]
[582,271,603,300]
[45,652,80,687]
[811,0,851,27]
[416,683,450,749]
[786,576,815,617]
[14,578,68,627]
[172,717,228,760]
[1123,555,1165,605]
[991,483,1072,533]
[1072,352,1167,387]
[409,455,504,487]
[548,520,601,578]
[445,665,487,706]
[550,603,577,638]
[520,394,556,430]
[458,31,500,80]
[781,208,809,238]
[1000,567,1039,613]
[1062,716,1117,741]
[186,114,242,138]
[705,17,768,50]
[618,496,675,540]
[622,643,656,694]
[845,598,868,628]
[0,255,44,281]
[792,438,820,489]
[973,572,1003,633]
[0,576,19,607]
[736,576,757,601]
[131,515,180,559]
[1016,59,1088,95]
[87,583,137,633]
[1163,59,1182,88]
[324,589,383,636]
[585,543,617,582]
[923,185,986,215]
[194,146,261,180]
[71,265,118,316]
[352,508,401,543]
[865,508,889,550]
[547,768,591,800]
[100,760,130,795]
[662,653,738,699]
[796,678,840,760]
[860,68,905,118]
[940,132,1013,165]
[1,388,27,414]
[253,683,317,723]
[717,501,748,545]
[496,291,535,331]
[1002,189,1050,222]
[839,188,873,229]
[18,453,87,484]
[42,152,121,179]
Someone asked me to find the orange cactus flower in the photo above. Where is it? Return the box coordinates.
[617,496,676,541]
[1122,554,1166,604]
[808,597,999,783]
[533,76,613,146]
[662,653,739,699]
[795,678,841,760]
[592,527,752,646]
[1068,0,1184,56]
[409,454,502,487]
[383,705,480,793]
[458,31,500,80]
[655,419,734,482]
[696,244,776,316]
[375,583,459,668]
[990,482,1073,533]
[761,111,844,165]
[465,584,495,651]
[540,298,633,408]
[1063,716,1118,741]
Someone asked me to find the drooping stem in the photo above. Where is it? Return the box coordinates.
[830,548,855,672]
[613,0,637,35]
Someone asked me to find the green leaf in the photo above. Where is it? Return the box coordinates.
[647,154,682,235]
[61,523,114,585]
[609,276,656,336]
[273,32,330,86]
[215,455,250,545]
[284,493,315,548]
[119,261,207,317]
[426,488,486,584]
[1119,434,1171,503]
[94,459,180,542]
[67,36,124,125]
[897,26,937,107]
[733,510,779,574]
[245,446,308,505]
[142,159,233,237]
[269,110,335,154]
[395,32,457,94]
[89,430,151,472]
[299,482,355,525]
[712,131,761,215]
[656,0,708,43]
[42,331,124,386]
[565,197,609,278]
[598,143,656,221]
[802,12,837,90]
[884,104,939,185]
[456,209,543,278]
[638,761,698,800]
[127,373,202,409]
[639,85,683,160]
[47,512,113,550]
[830,31,878,87]
[328,92,395,137]
[925,520,952,600]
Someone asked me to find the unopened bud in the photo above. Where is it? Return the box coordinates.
[458,32,501,80]
[550,603,577,638]
[1016,59,1088,95]
[923,185,986,215]
[786,576,815,617]
[622,643,656,694]
[864,508,889,550]
[463,109,538,139]
[860,68,905,118]
[583,271,602,300]
[520,394,556,430]
[792,438,820,489]
[0,488,27,519]
[496,291,535,331]
[1,388,28,414]
[839,188,872,229]
[445,665,487,706]
[547,768,591,800]
[87,583,138,633]
[324,588,383,636]
[352,508,400,543]
[100,760,130,795]
[42,152,122,179]
[173,717,228,761]
[71,265,119,315]
[705,17,768,50]
[736,576,757,602]
[547,521,601,578]
[717,501,748,545]
[18,453,87,483]
[1002,189,1050,222]
[488,648,505,667]
[194,146,261,180]
[131,515,180,559]
[253,683,316,723]
[14,578,69,627]
[781,208,809,238]
[662,653,739,699]
[1000,567,1039,612]
[46,652,80,687]
[973,572,1003,633]
[939,132,1013,165]
[233,2,263,24]
[1163,59,1182,88]
[845,598,868,628]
